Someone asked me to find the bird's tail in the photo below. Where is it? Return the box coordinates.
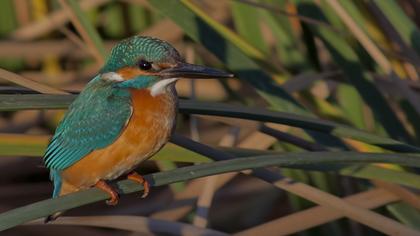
[45,170,78,223]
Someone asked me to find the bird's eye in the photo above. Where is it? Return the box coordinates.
[138,60,152,70]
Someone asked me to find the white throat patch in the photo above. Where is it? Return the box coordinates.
[150,78,179,97]
[102,72,124,82]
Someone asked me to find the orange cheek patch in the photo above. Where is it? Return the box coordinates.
[117,67,159,80]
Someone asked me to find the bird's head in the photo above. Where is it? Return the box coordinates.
[100,36,233,96]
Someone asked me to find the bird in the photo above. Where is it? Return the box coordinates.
[43,35,232,222]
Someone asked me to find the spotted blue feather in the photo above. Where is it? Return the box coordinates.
[44,75,132,178]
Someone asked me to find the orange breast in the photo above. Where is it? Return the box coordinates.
[60,88,177,193]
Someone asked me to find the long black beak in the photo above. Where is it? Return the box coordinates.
[160,62,234,79]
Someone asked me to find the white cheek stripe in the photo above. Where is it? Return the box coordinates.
[102,72,124,82]
[150,78,179,97]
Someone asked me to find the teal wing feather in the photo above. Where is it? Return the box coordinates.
[44,75,132,171]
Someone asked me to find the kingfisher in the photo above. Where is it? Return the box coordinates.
[43,36,232,222]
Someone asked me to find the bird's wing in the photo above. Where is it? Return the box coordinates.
[44,75,132,170]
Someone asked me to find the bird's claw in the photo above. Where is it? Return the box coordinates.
[95,180,119,206]
[105,194,119,206]
[127,171,150,198]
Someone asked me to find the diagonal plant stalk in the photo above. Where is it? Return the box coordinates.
[28,216,228,236]
[231,1,268,54]
[0,94,419,152]
[235,188,401,236]
[151,172,238,221]
[192,127,239,227]
[1,144,420,231]
[180,100,420,153]
[0,94,76,111]
[59,0,107,64]
[152,130,275,221]
[295,0,412,143]
[10,0,110,40]
[324,0,420,117]
[171,135,419,235]
[372,180,420,210]
[222,146,420,189]
[0,68,68,95]
[371,0,420,56]
[234,0,342,33]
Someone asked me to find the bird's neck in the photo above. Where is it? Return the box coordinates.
[129,85,178,116]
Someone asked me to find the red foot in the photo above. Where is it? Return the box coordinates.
[127,171,150,198]
[95,180,119,205]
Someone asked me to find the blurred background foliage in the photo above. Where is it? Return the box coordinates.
[0,0,420,235]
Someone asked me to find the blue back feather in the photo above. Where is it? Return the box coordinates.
[44,75,132,196]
